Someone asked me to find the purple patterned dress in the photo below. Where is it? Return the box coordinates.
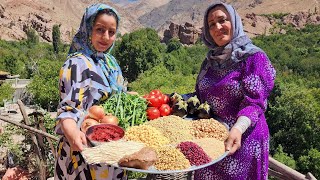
[194,52,276,180]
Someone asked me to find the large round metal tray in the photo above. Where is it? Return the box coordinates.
[112,150,229,174]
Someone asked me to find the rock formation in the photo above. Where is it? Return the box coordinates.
[162,22,201,45]
[162,10,320,45]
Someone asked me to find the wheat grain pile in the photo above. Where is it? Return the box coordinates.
[192,138,225,160]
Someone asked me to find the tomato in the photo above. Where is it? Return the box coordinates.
[149,89,162,96]
[147,95,162,107]
[162,94,170,104]
[159,104,171,116]
[146,107,161,120]
[157,94,165,105]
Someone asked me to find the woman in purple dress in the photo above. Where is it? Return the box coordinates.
[194,2,276,180]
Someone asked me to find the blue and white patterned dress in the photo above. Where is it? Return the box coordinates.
[54,3,127,180]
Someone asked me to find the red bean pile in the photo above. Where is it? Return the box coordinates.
[177,141,211,166]
[89,125,123,142]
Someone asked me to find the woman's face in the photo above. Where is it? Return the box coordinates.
[207,6,232,47]
[91,14,117,52]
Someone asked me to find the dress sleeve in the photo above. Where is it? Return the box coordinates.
[237,52,276,127]
[54,56,93,135]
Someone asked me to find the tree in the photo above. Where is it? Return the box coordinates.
[167,37,182,53]
[267,81,320,159]
[3,54,18,75]
[129,64,197,95]
[298,148,320,179]
[115,28,164,82]
[52,24,61,54]
[26,27,39,45]
[0,82,14,107]
[27,59,61,110]
[273,144,296,169]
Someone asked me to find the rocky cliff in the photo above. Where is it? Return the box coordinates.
[0,0,319,44]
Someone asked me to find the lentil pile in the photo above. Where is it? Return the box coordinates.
[177,141,211,166]
[154,146,190,171]
[124,125,170,148]
[191,118,229,141]
[145,115,194,143]
[192,138,225,160]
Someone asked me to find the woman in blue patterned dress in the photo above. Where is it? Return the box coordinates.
[54,3,127,180]
[194,2,276,180]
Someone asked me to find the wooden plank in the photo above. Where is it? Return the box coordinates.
[17,100,45,180]
[269,168,291,180]
[0,115,59,141]
[306,172,317,180]
[269,156,306,180]
[30,112,57,159]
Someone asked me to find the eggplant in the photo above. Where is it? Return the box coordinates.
[197,101,211,119]
[187,95,200,115]
[171,100,188,118]
[169,92,183,107]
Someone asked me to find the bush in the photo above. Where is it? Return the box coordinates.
[0,82,14,107]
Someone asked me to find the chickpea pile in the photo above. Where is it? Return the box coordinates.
[124,125,170,148]
[191,118,229,141]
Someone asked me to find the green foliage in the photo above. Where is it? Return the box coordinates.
[167,37,182,53]
[27,59,62,110]
[267,81,320,158]
[253,24,320,78]
[0,39,68,79]
[273,145,296,169]
[253,25,320,177]
[0,113,58,178]
[129,64,196,95]
[41,113,59,176]
[0,82,14,106]
[164,44,207,75]
[0,124,28,167]
[261,13,289,19]
[1,50,27,77]
[52,24,61,54]
[26,27,39,45]
[298,149,320,179]
[114,28,164,82]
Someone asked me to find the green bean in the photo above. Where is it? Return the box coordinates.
[102,92,148,129]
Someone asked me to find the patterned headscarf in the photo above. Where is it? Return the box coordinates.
[68,3,125,92]
[197,2,262,80]
[69,3,120,55]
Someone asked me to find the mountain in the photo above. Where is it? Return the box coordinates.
[0,0,143,42]
[0,0,319,43]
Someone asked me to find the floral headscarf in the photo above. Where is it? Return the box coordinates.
[68,3,125,92]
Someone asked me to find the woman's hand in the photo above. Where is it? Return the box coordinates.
[61,118,87,152]
[225,127,242,156]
